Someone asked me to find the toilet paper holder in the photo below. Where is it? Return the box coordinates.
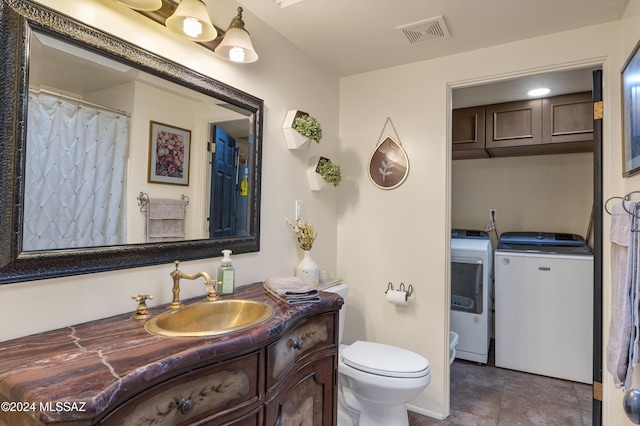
[385,282,413,297]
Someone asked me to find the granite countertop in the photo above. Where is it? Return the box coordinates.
[0,282,342,423]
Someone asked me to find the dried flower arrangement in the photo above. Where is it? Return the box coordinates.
[286,218,318,251]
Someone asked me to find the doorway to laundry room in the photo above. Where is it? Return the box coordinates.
[448,66,603,426]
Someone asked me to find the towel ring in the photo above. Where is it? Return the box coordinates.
[604,196,624,215]
[622,191,640,220]
[605,191,640,218]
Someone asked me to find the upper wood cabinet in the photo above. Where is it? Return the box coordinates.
[486,99,542,154]
[452,92,593,159]
[452,106,488,160]
[542,92,593,148]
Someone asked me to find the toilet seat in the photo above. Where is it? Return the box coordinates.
[341,341,430,378]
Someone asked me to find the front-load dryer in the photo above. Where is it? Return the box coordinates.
[450,229,493,364]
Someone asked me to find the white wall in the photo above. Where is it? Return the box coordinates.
[338,21,621,420]
[605,1,640,425]
[0,0,340,341]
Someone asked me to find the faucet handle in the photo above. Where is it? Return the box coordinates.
[131,294,154,320]
[205,280,222,301]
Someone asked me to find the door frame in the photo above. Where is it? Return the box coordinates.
[447,61,604,425]
[592,68,603,426]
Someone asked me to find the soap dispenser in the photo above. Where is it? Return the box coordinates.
[217,249,235,295]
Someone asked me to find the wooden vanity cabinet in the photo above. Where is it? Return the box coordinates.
[264,353,335,425]
[265,312,337,425]
[98,312,338,426]
[98,351,263,426]
[0,285,341,426]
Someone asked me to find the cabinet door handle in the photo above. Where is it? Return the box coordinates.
[292,338,304,350]
[178,397,193,415]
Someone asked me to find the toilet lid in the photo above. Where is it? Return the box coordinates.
[341,341,430,378]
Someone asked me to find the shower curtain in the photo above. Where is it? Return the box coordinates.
[23,91,129,250]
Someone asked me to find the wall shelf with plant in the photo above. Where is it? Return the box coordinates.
[307,156,341,191]
[282,110,323,150]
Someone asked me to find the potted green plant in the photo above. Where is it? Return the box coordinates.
[293,114,322,143]
[316,157,341,187]
[282,110,322,149]
[307,156,341,190]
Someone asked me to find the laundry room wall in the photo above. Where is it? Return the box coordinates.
[451,152,594,248]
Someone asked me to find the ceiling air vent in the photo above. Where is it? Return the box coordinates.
[396,15,450,45]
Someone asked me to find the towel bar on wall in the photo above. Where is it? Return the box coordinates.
[137,191,189,213]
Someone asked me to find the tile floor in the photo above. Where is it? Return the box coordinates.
[408,344,593,426]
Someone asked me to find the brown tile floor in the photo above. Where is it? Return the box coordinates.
[409,344,593,426]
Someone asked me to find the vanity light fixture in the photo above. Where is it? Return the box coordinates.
[115,0,162,11]
[527,87,551,97]
[214,7,258,63]
[165,0,218,42]
[121,0,258,62]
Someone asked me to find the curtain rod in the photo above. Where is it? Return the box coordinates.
[29,88,131,118]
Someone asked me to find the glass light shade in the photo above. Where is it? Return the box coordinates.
[215,27,258,63]
[215,9,258,63]
[165,0,218,42]
[115,0,162,11]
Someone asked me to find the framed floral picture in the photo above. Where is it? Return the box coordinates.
[148,121,191,185]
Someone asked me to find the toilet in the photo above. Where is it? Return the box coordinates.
[324,283,431,426]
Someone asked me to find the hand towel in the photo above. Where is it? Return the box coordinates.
[149,198,185,220]
[264,284,321,304]
[607,201,634,388]
[263,277,320,304]
[264,277,319,296]
[146,198,186,241]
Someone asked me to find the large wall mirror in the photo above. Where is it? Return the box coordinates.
[0,0,263,284]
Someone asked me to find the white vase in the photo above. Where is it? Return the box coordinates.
[296,250,319,285]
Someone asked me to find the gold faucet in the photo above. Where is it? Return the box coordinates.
[169,260,220,309]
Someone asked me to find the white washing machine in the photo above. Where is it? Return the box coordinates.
[450,229,493,364]
[494,232,593,384]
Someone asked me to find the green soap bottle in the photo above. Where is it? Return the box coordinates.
[217,249,235,295]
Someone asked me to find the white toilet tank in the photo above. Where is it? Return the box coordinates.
[323,283,348,344]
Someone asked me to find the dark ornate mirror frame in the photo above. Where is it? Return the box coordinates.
[0,0,263,284]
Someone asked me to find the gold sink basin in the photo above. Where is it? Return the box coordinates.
[145,300,274,337]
